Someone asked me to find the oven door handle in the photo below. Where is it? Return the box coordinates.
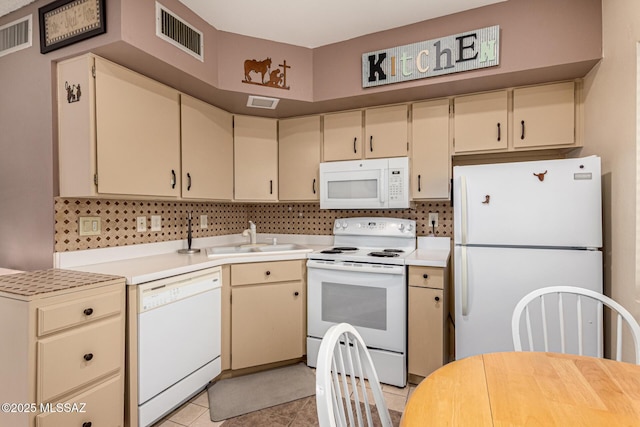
[307,260,404,275]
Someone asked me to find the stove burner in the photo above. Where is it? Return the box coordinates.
[368,251,400,258]
[383,249,404,253]
[320,246,359,254]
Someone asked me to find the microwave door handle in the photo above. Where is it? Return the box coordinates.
[379,169,387,204]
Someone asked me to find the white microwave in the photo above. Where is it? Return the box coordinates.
[319,157,409,209]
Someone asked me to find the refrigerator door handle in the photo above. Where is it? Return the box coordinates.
[461,245,469,316]
[460,175,468,244]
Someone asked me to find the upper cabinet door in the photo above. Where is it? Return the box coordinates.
[95,58,180,197]
[181,94,233,200]
[411,99,451,200]
[323,110,363,161]
[453,90,508,154]
[513,82,575,149]
[365,105,409,159]
[234,115,278,201]
[279,116,321,201]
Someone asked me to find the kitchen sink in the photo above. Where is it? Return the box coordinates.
[205,243,310,258]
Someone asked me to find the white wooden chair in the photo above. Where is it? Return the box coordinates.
[512,286,640,364]
[315,323,392,427]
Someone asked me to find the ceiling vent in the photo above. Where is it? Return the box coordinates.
[0,14,32,58]
[247,95,280,110]
[155,2,203,61]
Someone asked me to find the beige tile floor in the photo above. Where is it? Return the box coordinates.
[152,375,417,426]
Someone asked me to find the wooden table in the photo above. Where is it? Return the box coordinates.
[401,352,640,426]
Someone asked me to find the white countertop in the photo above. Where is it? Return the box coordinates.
[0,268,23,276]
[55,234,451,284]
[55,234,330,285]
[404,236,451,267]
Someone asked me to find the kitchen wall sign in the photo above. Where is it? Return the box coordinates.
[242,58,291,90]
[362,25,500,88]
[38,0,106,54]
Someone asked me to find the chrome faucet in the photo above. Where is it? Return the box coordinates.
[242,220,257,244]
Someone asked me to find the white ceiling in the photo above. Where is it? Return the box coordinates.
[178,0,505,48]
[1,0,506,48]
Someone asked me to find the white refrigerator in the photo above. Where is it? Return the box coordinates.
[453,156,603,360]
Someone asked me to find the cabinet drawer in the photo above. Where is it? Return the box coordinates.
[38,289,124,336]
[38,317,122,403]
[408,267,444,289]
[231,260,302,286]
[36,375,123,427]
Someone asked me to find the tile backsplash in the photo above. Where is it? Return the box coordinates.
[54,198,453,252]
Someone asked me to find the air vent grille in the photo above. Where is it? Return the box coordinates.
[155,3,203,61]
[0,15,32,58]
[247,95,280,110]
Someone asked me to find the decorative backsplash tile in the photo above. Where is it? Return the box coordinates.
[54,198,453,252]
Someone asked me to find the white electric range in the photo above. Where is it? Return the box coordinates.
[306,217,416,387]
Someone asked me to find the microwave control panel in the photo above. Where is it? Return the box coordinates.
[389,169,405,202]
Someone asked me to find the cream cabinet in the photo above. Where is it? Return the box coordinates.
[230,260,305,370]
[408,265,449,381]
[513,81,575,149]
[411,99,451,200]
[234,115,278,201]
[364,104,409,158]
[323,110,364,161]
[180,94,233,200]
[58,54,181,198]
[278,116,321,201]
[0,270,125,427]
[453,90,508,154]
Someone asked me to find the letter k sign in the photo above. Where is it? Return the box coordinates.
[368,53,387,82]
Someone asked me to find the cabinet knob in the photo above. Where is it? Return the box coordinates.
[82,422,92,427]
[83,308,94,316]
[83,353,94,361]
[294,291,299,296]
[265,271,271,276]
[423,274,429,279]
[435,296,440,302]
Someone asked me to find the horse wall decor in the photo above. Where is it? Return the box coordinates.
[242,58,291,90]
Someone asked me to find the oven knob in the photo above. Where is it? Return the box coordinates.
[406,224,413,232]
[398,224,405,231]
[341,221,348,229]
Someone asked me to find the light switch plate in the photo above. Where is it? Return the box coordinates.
[200,214,208,229]
[151,215,162,231]
[79,216,101,236]
[428,212,438,228]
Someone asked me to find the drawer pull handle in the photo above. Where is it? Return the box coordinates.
[83,353,94,362]
[435,296,440,302]
[423,274,429,279]
[294,291,299,296]
[83,423,92,427]
[265,271,271,276]
[83,308,94,316]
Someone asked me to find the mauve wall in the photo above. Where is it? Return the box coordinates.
[313,0,602,105]
[0,0,123,270]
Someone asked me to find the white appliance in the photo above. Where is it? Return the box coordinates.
[453,156,603,360]
[319,157,409,209]
[306,217,416,387]
[137,267,222,427]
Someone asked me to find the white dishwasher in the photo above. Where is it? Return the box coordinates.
[137,267,222,427]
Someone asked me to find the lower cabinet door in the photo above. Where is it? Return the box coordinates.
[408,286,444,378]
[36,375,123,427]
[231,281,304,369]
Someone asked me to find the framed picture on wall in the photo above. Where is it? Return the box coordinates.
[38,0,106,54]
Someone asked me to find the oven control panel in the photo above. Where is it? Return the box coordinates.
[333,217,416,237]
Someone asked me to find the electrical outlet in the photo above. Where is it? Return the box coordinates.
[428,212,439,228]
[200,214,208,229]
[151,215,162,231]
[136,216,147,232]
